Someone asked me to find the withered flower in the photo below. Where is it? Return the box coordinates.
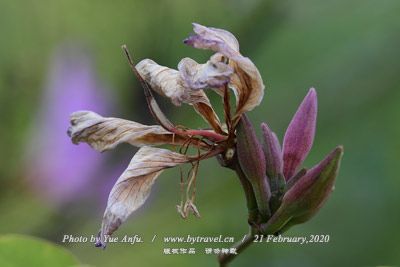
[67,23,343,267]
[68,23,265,248]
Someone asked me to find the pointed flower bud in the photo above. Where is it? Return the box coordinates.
[236,115,271,221]
[261,122,283,181]
[261,146,343,234]
[283,88,317,180]
[261,122,285,212]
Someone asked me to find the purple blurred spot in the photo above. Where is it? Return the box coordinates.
[26,44,114,205]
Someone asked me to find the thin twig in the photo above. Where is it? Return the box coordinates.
[218,231,255,267]
[188,145,225,162]
[121,45,176,131]
[216,151,261,266]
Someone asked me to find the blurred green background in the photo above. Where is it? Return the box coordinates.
[1,0,399,266]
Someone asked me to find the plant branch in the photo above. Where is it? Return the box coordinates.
[218,230,255,267]
[216,150,259,224]
[216,151,260,267]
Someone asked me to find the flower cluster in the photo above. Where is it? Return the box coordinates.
[67,23,343,253]
[235,88,343,236]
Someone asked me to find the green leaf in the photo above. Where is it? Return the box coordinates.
[0,234,80,267]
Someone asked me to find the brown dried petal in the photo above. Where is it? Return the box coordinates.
[192,102,224,134]
[230,56,265,120]
[68,111,184,152]
[97,146,189,248]
[178,56,233,90]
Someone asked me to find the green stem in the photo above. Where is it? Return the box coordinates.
[218,230,255,267]
[216,151,260,224]
[216,152,260,267]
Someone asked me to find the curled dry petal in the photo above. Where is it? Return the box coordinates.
[136,59,186,106]
[178,55,233,90]
[283,88,317,180]
[261,146,343,235]
[184,23,265,118]
[136,58,224,134]
[68,111,185,152]
[97,146,189,248]
[136,58,213,106]
[184,23,239,56]
[229,57,265,120]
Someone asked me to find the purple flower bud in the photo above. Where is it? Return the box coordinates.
[261,122,285,212]
[261,146,343,234]
[236,115,271,221]
[282,88,317,180]
[261,122,283,180]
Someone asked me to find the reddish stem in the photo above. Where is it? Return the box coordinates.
[183,129,226,142]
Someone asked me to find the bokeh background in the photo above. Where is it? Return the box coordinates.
[1,0,399,266]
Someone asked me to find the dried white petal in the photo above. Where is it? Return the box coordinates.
[178,55,233,90]
[136,59,186,106]
[68,111,183,152]
[98,147,189,247]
